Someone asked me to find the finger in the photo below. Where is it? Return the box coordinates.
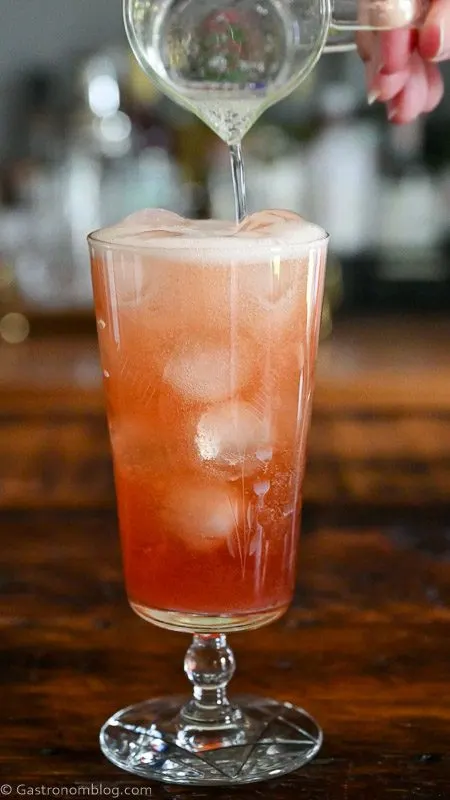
[367,0,427,27]
[364,28,413,104]
[366,64,410,103]
[387,52,429,122]
[375,29,416,74]
[423,61,445,111]
[419,0,450,60]
[356,29,375,62]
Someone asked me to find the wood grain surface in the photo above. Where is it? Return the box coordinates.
[2,508,450,797]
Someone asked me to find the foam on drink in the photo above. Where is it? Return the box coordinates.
[92,208,327,253]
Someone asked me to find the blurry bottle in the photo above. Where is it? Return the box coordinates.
[306,84,380,259]
[14,70,64,207]
[374,118,450,309]
[305,83,376,317]
[245,125,308,214]
[440,166,450,253]
[125,56,172,153]
[172,113,212,219]
[379,119,443,270]
[0,210,23,312]
[123,54,193,216]
[0,199,32,343]
[25,71,63,164]
[6,68,75,311]
[207,140,237,220]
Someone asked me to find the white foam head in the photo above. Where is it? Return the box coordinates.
[89,209,328,255]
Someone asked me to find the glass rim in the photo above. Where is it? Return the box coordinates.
[88,225,329,255]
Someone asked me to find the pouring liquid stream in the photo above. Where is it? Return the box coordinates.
[229,143,247,223]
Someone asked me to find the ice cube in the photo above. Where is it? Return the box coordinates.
[162,479,242,552]
[195,400,272,477]
[163,339,254,404]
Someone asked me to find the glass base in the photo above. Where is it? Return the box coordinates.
[100,694,322,785]
[130,602,288,633]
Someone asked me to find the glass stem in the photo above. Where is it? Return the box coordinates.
[179,634,245,747]
[229,143,247,223]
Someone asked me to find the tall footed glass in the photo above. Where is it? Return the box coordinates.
[89,209,328,785]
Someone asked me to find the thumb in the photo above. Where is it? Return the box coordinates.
[419,0,450,61]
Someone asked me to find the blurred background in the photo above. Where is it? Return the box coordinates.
[1,0,450,514]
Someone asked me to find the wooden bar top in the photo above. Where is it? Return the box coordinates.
[2,507,450,796]
[1,314,450,510]
[1,315,450,412]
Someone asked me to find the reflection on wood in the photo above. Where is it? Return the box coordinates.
[0,415,114,507]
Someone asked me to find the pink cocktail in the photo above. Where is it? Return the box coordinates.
[89,209,328,785]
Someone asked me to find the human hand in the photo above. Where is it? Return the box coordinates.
[357,2,448,123]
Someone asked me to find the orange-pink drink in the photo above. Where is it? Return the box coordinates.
[90,210,327,631]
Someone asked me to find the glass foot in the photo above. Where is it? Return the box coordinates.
[100,694,322,785]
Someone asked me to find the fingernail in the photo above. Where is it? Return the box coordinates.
[365,58,384,106]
